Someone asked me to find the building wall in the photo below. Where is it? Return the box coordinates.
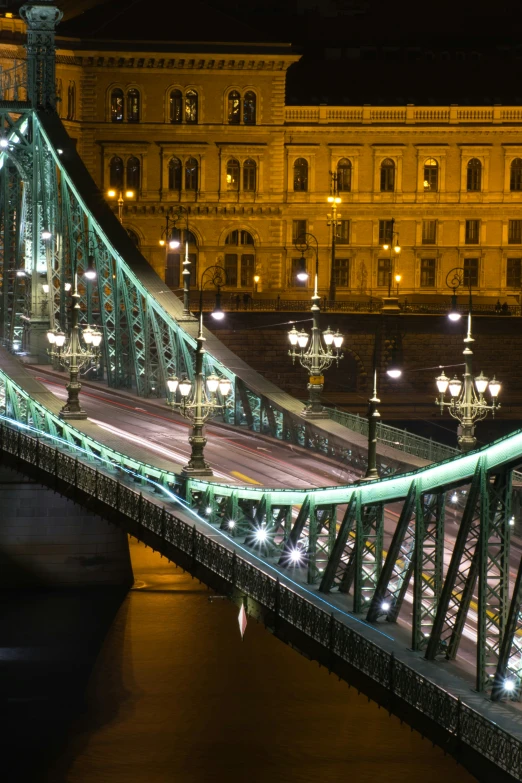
[2,16,522,302]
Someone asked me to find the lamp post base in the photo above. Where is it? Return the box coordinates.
[381,296,401,313]
[301,407,329,419]
[59,408,87,421]
[181,465,214,478]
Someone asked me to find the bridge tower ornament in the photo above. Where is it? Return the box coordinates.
[20,0,63,110]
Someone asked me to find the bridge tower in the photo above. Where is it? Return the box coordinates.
[17,1,62,361]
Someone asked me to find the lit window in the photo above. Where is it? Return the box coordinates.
[185,90,198,124]
[111,88,124,122]
[293,158,308,192]
[127,89,140,122]
[226,159,240,191]
[228,91,241,124]
[423,158,438,191]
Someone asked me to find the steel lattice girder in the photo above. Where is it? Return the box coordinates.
[477,469,512,692]
[412,491,445,651]
[493,555,522,701]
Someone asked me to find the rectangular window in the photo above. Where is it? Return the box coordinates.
[507,258,522,288]
[165,253,180,289]
[240,254,255,287]
[463,257,479,288]
[334,258,350,287]
[465,219,480,244]
[290,257,307,288]
[422,220,437,244]
[292,220,307,243]
[420,258,436,287]
[508,220,522,244]
[224,253,238,287]
[377,258,390,287]
[337,220,350,244]
[378,220,394,245]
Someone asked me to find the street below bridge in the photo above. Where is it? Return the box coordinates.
[29,367,522,723]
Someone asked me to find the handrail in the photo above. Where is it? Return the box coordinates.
[1,418,520,782]
[189,293,520,317]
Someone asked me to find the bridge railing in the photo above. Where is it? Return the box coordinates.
[189,292,520,317]
[1,418,521,781]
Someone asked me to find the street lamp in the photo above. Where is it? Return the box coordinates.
[106,188,134,223]
[360,327,402,481]
[288,233,343,418]
[382,219,401,310]
[327,171,342,303]
[159,206,192,317]
[435,267,501,452]
[166,265,231,476]
[46,275,103,420]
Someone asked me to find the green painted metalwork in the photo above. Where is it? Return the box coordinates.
[412,491,445,651]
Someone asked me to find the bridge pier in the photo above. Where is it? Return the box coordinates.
[0,459,133,587]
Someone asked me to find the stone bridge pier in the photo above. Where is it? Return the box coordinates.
[0,458,133,587]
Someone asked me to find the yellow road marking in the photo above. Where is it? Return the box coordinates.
[230,470,261,485]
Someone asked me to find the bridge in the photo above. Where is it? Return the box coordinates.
[1,3,522,781]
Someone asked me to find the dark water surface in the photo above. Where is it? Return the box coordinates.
[52,541,476,783]
[3,540,477,782]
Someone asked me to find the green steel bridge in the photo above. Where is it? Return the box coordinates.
[2,3,522,780]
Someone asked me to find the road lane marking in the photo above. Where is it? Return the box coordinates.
[231,470,261,485]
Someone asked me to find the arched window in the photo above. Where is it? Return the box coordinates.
[185,90,198,124]
[127,89,140,122]
[225,230,254,245]
[293,158,308,192]
[67,82,76,120]
[243,91,256,125]
[109,156,124,189]
[126,229,140,248]
[168,157,182,190]
[337,158,352,192]
[126,156,140,191]
[380,158,395,192]
[111,88,124,122]
[467,158,482,192]
[423,158,438,191]
[185,157,198,191]
[243,159,256,192]
[511,158,522,191]
[228,90,241,124]
[226,159,240,191]
[169,89,182,123]
[224,230,255,287]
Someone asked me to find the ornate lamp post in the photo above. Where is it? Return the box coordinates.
[327,172,342,303]
[47,275,102,420]
[106,188,134,223]
[159,206,192,318]
[166,266,231,476]
[288,233,343,418]
[435,267,502,452]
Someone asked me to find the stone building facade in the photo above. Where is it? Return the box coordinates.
[2,12,522,305]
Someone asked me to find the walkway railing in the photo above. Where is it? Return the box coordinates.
[189,293,520,317]
[1,418,520,782]
[328,408,459,463]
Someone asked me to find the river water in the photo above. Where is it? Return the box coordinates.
[4,539,476,782]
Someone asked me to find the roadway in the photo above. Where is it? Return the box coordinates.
[28,368,522,707]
